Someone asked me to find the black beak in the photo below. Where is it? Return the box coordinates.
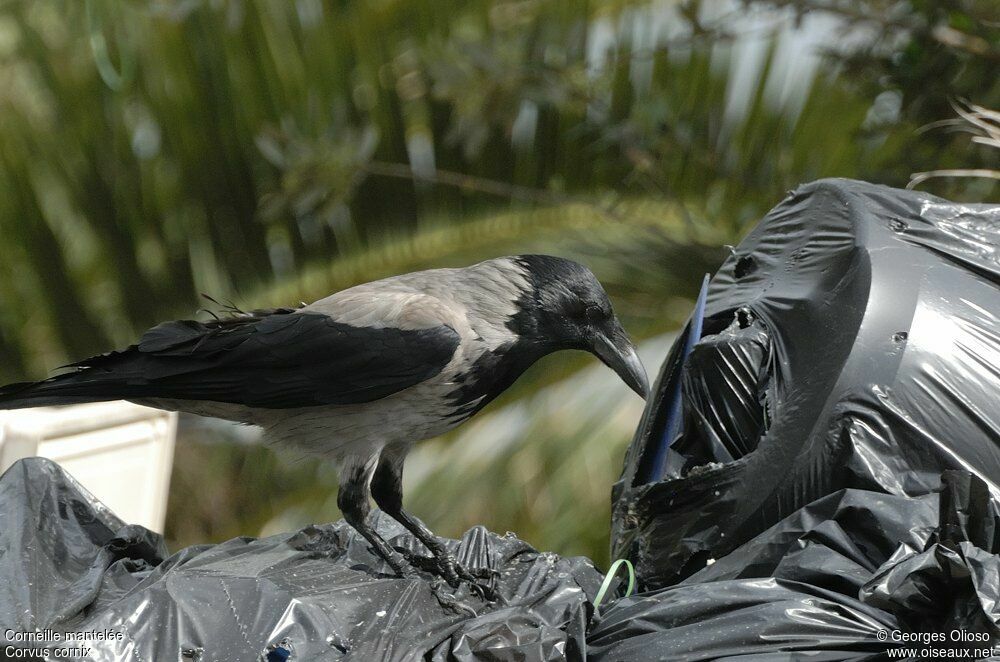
[591,322,649,399]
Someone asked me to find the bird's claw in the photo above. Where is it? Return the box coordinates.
[397,548,498,601]
[369,546,416,581]
[450,561,498,602]
[397,548,443,574]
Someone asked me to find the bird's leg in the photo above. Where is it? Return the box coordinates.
[337,457,409,579]
[371,451,497,600]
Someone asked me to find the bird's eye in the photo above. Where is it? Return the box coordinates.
[585,305,603,322]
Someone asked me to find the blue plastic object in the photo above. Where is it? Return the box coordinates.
[266,647,291,662]
[644,274,710,482]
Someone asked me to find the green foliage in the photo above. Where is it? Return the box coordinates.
[761,0,1000,192]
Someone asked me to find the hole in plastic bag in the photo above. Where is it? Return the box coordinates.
[734,255,756,278]
[637,305,773,484]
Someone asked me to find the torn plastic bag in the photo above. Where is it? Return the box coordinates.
[612,178,1000,591]
[590,470,1000,660]
[666,309,772,472]
[0,457,601,661]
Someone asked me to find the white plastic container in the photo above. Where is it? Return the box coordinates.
[0,402,177,532]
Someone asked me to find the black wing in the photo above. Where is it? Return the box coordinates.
[0,310,460,409]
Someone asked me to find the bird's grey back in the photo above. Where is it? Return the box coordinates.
[303,257,532,345]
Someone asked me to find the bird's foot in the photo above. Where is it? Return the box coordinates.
[399,548,499,602]
[347,528,415,581]
[460,568,501,603]
[371,547,415,580]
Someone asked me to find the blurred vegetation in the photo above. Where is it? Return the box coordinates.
[0,0,995,565]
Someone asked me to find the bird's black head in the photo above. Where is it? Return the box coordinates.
[510,255,649,399]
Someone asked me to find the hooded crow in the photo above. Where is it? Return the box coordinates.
[0,255,648,593]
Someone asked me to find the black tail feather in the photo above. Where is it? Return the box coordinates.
[0,372,127,409]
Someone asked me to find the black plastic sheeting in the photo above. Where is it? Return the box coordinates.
[606,178,1000,654]
[0,458,601,661]
[592,471,1000,660]
[4,178,1000,661]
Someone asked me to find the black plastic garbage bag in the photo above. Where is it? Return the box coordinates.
[599,177,1000,657]
[0,457,601,661]
[591,470,1000,660]
[612,178,1000,591]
